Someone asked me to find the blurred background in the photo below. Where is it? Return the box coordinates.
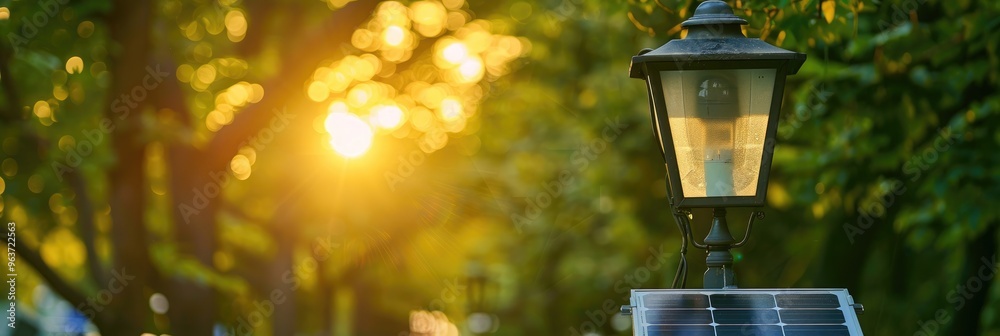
[0,0,998,335]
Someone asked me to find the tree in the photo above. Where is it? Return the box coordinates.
[2,0,999,335]
[2,0,522,334]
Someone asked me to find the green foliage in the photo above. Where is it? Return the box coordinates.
[1,0,999,335]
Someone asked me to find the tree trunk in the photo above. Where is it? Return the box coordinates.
[270,218,298,336]
[105,0,156,333]
[166,145,221,334]
[947,225,998,335]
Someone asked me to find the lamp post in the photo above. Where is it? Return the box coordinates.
[629,0,805,289]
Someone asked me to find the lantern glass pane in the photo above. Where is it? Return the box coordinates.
[659,69,776,198]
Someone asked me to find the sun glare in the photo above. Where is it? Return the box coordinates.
[325,112,373,158]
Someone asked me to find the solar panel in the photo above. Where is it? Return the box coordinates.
[626,289,864,336]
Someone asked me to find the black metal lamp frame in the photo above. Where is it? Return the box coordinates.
[630,0,805,289]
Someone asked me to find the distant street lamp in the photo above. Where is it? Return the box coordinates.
[465,262,498,334]
[629,0,805,289]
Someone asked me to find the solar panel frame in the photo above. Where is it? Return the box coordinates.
[628,288,863,336]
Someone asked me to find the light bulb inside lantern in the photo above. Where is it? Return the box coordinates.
[696,76,738,197]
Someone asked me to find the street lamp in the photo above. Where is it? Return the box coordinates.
[629,0,805,289]
[621,5,864,335]
[465,262,498,335]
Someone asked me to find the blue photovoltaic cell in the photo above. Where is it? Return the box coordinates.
[644,294,710,309]
[783,324,851,336]
[709,294,775,308]
[779,309,847,324]
[645,309,714,325]
[716,325,783,336]
[776,293,841,308]
[631,289,863,336]
[647,325,715,336]
[712,309,780,324]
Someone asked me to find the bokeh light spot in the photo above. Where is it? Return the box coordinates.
[458,57,484,82]
[53,86,68,101]
[28,174,44,193]
[149,293,169,314]
[383,25,405,46]
[225,10,247,36]
[196,64,217,84]
[348,85,372,107]
[467,313,495,334]
[176,64,194,83]
[352,29,375,50]
[65,56,84,74]
[510,2,533,21]
[249,83,265,103]
[441,0,463,10]
[230,154,252,180]
[77,21,95,38]
[33,101,52,119]
[149,293,170,314]
[440,98,463,122]
[371,104,404,130]
[329,101,350,114]
[226,11,247,42]
[226,82,251,106]
[411,1,446,37]
[307,81,330,102]
[442,42,468,65]
[2,158,16,177]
